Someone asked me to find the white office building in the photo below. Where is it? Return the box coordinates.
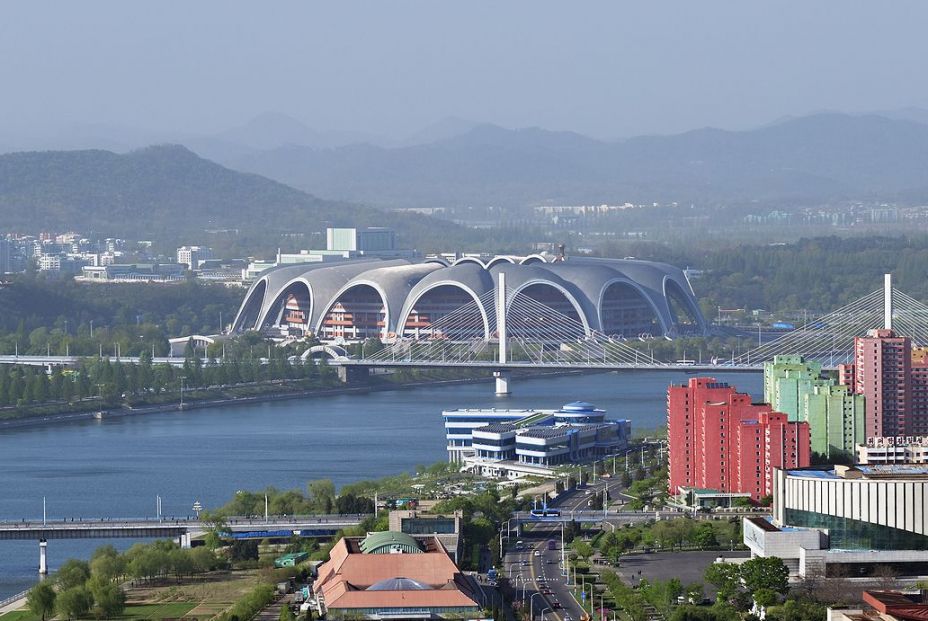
[744,465,928,577]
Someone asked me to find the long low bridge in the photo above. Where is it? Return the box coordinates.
[0,513,367,541]
[0,513,368,573]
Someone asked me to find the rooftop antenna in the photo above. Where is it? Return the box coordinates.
[885,273,893,331]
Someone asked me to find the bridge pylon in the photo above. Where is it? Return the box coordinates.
[39,538,48,575]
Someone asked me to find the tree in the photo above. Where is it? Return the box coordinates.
[740,557,789,594]
[753,588,778,615]
[90,545,124,582]
[308,479,336,514]
[571,540,593,560]
[704,563,741,599]
[692,523,719,549]
[26,582,57,621]
[56,585,93,620]
[56,559,92,590]
[88,576,126,619]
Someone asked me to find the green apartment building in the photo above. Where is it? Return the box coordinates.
[764,355,865,459]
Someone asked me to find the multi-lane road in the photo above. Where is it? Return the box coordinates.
[503,524,583,621]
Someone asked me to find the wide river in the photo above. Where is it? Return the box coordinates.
[0,370,760,597]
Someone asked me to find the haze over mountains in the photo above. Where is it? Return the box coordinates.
[220,112,928,208]
[0,145,477,249]
[3,110,928,211]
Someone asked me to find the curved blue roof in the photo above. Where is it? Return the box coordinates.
[367,577,433,591]
[561,401,596,412]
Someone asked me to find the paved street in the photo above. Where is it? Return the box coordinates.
[503,524,582,621]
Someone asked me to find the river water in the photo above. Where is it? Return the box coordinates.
[0,370,760,597]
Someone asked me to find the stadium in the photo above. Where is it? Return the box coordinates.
[231,255,707,342]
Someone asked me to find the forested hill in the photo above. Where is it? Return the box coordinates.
[0,145,479,250]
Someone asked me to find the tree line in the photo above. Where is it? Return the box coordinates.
[0,336,338,412]
[26,542,224,620]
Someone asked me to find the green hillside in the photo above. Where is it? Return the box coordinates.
[0,145,487,252]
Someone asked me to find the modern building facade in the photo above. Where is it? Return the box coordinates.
[78,263,186,283]
[443,402,630,479]
[839,330,928,438]
[176,246,212,270]
[857,436,928,464]
[387,510,463,563]
[744,465,928,577]
[764,356,865,459]
[668,377,811,502]
[233,254,708,341]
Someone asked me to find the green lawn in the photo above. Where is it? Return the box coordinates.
[117,603,196,620]
[0,603,198,621]
[0,611,40,621]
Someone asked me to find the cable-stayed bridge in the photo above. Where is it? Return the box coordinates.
[337,274,928,392]
[3,275,927,391]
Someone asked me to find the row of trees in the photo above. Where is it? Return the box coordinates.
[27,542,225,620]
[0,338,339,410]
[207,480,374,519]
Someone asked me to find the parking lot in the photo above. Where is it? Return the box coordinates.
[614,550,750,592]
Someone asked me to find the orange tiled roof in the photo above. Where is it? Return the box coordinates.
[314,537,479,611]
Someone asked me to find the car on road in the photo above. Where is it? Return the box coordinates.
[521,560,528,566]
[553,602,563,609]
[533,550,541,556]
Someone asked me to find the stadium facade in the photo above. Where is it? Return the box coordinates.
[231,255,707,341]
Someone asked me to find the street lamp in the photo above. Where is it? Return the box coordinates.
[530,592,543,620]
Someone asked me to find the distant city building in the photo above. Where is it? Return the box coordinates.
[744,465,928,577]
[327,227,396,253]
[764,355,865,459]
[839,329,928,438]
[240,227,410,283]
[857,436,928,464]
[668,377,811,502]
[78,263,185,283]
[37,254,61,272]
[312,533,482,620]
[0,238,11,274]
[176,246,212,269]
[443,401,631,479]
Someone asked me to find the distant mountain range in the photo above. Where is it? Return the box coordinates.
[217,112,928,208]
[0,145,475,248]
[3,110,928,215]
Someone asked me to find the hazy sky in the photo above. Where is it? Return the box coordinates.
[2,1,927,139]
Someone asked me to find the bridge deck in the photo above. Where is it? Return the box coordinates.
[0,514,367,540]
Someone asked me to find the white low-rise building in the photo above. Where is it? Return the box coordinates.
[744,465,928,578]
[857,436,928,464]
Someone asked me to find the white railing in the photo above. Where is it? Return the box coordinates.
[0,589,30,609]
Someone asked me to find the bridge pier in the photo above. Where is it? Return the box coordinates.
[39,539,48,575]
[336,365,369,384]
[178,533,191,549]
[494,370,511,396]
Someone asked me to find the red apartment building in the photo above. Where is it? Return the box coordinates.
[667,377,811,502]
[839,330,928,438]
